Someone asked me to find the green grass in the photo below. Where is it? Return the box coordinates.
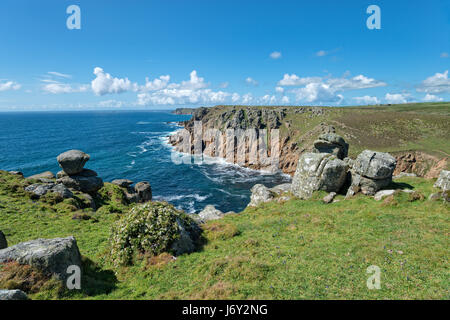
[1,171,448,299]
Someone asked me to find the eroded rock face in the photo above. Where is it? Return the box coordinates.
[348,150,396,196]
[198,205,224,222]
[57,150,90,175]
[434,170,450,191]
[313,133,349,160]
[0,236,81,281]
[248,184,276,207]
[0,230,7,249]
[134,181,152,203]
[290,153,348,199]
[0,289,28,300]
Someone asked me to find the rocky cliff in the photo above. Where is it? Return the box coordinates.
[169,104,449,177]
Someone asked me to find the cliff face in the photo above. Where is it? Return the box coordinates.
[169,104,449,178]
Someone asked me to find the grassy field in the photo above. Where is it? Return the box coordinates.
[0,170,448,300]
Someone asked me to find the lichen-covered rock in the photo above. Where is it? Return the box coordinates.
[0,230,7,249]
[26,171,55,180]
[51,184,73,199]
[374,189,396,201]
[25,183,55,198]
[248,184,277,207]
[112,179,134,188]
[269,183,292,195]
[290,153,348,199]
[56,150,90,175]
[109,202,200,266]
[0,289,28,300]
[134,181,152,202]
[348,150,397,196]
[198,205,224,222]
[313,133,349,159]
[434,170,450,191]
[0,236,81,281]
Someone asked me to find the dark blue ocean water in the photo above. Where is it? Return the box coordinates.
[0,111,290,213]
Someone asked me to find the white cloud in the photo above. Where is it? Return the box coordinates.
[47,71,72,79]
[422,94,443,102]
[91,67,138,95]
[245,77,258,86]
[275,86,284,93]
[98,100,125,108]
[417,70,450,94]
[270,51,282,59]
[441,52,449,58]
[385,93,411,104]
[353,95,380,105]
[219,82,229,89]
[241,93,253,104]
[316,50,327,57]
[281,96,290,104]
[140,75,170,91]
[42,82,89,94]
[260,94,277,104]
[0,81,21,92]
[278,73,385,103]
[231,93,240,103]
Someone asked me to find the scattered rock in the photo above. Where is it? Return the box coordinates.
[434,170,450,191]
[170,218,201,256]
[269,183,292,195]
[374,189,396,201]
[323,192,337,204]
[0,230,7,249]
[112,179,134,188]
[57,150,90,175]
[313,133,349,159]
[26,171,55,180]
[134,181,152,202]
[248,184,277,206]
[25,183,55,198]
[290,153,348,199]
[428,192,442,201]
[0,289,28,300]
[0,236,81,281]
[198,205,225,222]
[349,150,396,195]
[9,171,23,177]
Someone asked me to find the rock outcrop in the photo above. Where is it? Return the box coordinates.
[313,133,349,160]
[198,205,225,222]
[347,150,396,196]
[112,179,134,188]
[26,171,55,180]
[134,181,152,203]
[248,184,277,206]
[0,236,81,281]
[434,170,449,191]
[55,150,103,194]
[0,289,28,300]
[0,230,7,249]
[290,153,348,199]
[57,150,90,175]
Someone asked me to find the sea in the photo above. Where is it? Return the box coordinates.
[0,110,291,213]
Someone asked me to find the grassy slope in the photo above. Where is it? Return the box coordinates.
[0,171,448,300]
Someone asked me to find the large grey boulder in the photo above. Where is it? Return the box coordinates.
[57,174,103,194]
[348,150,396,196]
[198,205,225,222]
[135,181,152,203]
[290,153,348,199]
[0,230,7,249]
[0,236,81,281]
[170,219,202,256]
[313,133,349,159]
[26,171,55,180]
[51,184,73,199]
[0,289,28,300]
[25,183,55,198]
[57,150,90,175]
[434,170,450,191]
[248,184,277,207]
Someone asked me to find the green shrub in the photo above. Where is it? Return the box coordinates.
[109,201,197,267]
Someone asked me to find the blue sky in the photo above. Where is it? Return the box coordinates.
[0,0,449,111]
